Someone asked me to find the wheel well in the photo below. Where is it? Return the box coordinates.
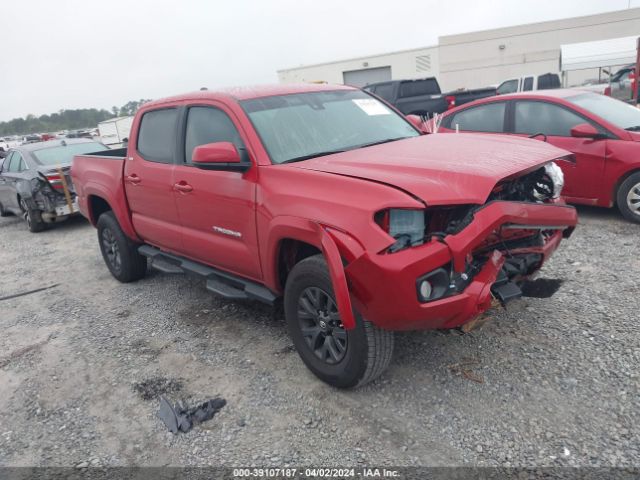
[277,239,321,289]
[89,196,112,223]
[613,169,640,206]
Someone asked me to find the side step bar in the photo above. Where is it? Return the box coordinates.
[138,245,277,305]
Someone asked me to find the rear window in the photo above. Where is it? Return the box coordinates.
[137,109,178,163]
[399,79,440,98]
[32,142,106,165]
[373,83,395,101]
[538,73,561,90]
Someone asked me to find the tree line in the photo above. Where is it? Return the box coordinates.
[0,99,151,136]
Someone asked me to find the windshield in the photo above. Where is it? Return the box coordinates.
[241,90,419,164]
[566,93,640,130]
[32,142,106,165]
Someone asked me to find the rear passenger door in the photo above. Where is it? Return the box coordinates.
[124,107,183,252]
[510,100,606,200]
[172,104,261,281]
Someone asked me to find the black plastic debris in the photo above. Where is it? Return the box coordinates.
[158,395,226,434]
[521,278,564,298]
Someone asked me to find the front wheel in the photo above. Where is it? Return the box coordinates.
[616,172,640,223]
[97,211,147,282]
[284,254,394,388]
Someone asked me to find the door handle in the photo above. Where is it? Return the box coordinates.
[126,174,141,185]
[174,181,193,193]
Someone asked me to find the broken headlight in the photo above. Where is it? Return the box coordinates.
[543,161,564,200]
[375,208,425,253]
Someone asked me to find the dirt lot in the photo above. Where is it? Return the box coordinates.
[0,206,638,468]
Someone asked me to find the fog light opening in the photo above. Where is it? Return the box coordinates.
[419,280,432,300]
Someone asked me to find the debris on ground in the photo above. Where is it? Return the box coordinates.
[158,396,226,434]
[0,335,53,369]
[448,358,484,384]
[0,284,60,302]
[521,278,564,298]
[133,377,183,401]
[274,344,296,355]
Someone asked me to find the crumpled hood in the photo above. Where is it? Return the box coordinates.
[290,133,571,205]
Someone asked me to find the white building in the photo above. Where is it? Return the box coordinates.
[278,7,640,90]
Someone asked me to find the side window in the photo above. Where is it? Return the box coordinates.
[373,83,394,101]
[497,79,518,95]
[514,101,588,136]
[448,103,506,133]
[184,107,244,163]
[2,152,14,172]
[522,77,534,91]
[137,108,178,163]
[8,152,23,172]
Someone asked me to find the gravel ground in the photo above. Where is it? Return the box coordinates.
[0,206,638,468]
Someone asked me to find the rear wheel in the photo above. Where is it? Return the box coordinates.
[97,211,147,282]
[19,198,45,232]
[284,254,394,388]
[616,172,640,223]
[0,201,10,217]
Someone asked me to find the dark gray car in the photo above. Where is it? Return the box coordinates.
[0,138,106,232]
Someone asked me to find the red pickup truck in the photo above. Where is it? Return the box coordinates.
[71,84,577,388]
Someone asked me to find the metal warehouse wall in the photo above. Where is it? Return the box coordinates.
[277,8,640,91]
[277,46,440,86]
[438,8,640,90]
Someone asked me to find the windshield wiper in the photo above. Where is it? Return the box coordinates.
[280,149,346,164]
[625,125,640,131]
[279,137,407,164]
[351,137,406,149]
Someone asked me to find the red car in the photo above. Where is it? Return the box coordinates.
[434,89,640,222]
[72,84,577,388]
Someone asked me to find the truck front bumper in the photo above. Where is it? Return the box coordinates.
[342,201,577,331]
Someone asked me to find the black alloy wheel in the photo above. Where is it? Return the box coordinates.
[297,286,348,364]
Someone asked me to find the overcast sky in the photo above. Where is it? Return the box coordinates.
[0,0,637,121]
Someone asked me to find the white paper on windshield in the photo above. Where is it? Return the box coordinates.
[352,99,391,116]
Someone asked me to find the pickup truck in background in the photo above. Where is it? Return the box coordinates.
[496,73,561,95]
[363,77,495,116]
[72,83,577,388]
[608,64,637,104]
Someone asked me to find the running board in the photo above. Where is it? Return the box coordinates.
[138,245,277,305]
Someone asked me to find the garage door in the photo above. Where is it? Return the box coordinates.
[343,66,392,87]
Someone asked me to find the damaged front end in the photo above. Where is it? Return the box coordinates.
[343,161,577,331]
[23,166,79,223]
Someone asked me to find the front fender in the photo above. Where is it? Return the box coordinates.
[264,216,356,330]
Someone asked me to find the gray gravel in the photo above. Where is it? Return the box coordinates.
[0,206,638,468]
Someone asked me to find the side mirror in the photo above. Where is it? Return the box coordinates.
[570,123,605,139]
[406,114,427,133]
[191,142,250,171]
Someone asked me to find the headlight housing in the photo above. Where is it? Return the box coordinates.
[543,161,564,200]
[375,208,425,253]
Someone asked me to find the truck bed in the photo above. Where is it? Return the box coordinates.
[70,148,128,225]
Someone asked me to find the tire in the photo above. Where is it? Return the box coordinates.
[284,254,394,388]
[616,172,640,224]
[19,198,46,232]
[0,201,10,217]
[96,211,147,282]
